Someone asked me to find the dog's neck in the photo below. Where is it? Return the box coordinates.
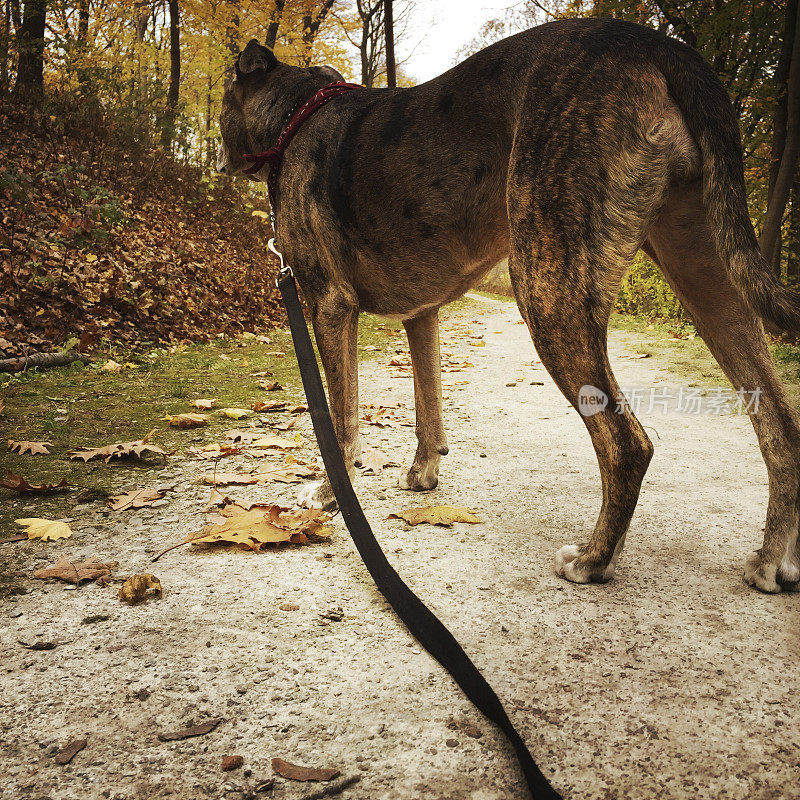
[255,71,334,152]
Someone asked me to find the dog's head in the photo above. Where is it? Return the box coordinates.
[216,39,343,179]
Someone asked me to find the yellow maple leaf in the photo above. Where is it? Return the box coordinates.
[388,506,482,527]
[16,518,73,541]
[220,408,251,420]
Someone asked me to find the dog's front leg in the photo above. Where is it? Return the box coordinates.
[298,289,360,510]
[400,309,448,491]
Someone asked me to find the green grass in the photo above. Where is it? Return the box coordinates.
[0,311,405,535]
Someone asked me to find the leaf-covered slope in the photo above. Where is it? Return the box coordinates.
[0,105,283,353]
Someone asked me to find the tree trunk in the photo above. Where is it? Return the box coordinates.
[161,0,180,149]
[761,0,800,266]
[76,0,89,90]
[13,0,46,103]
[384,0,395,87]
[301,0,335,67]
[789,173,800,281]
[265,0,284,49]
[1,0,11,97]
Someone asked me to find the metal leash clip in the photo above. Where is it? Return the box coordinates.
[268,237,294,285]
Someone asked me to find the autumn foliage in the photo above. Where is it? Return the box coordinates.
[0,104,284,352]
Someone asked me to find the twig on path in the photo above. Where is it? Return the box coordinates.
[296,775,361,800]
[151,539,187,562]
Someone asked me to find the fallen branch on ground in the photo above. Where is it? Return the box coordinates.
[0,351,91,373]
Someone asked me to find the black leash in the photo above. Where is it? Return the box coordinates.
[277,265,562,800]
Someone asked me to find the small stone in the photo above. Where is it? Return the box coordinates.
[279,603,299,611]
[221,755,244,771]
[134,687,151,701]
[150,499,170,508]
[479,453,487,458]
[463,725,482,739]
[243,769,252,778]
[236,685,247,695]
[320,606,344,622]
[505,382,516,387]
[445,738,459,748]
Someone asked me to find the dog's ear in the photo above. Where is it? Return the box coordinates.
[311,65,345,83]
[236,39,277,78]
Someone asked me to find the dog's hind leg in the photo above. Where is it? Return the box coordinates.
[298,287,361,511]
[400,309,449,491]
[647,186,800,592]
[507,228,654,583]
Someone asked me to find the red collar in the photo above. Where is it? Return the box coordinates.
[243,81,362,207]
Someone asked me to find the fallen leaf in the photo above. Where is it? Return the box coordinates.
[119,573,162,604]
[1,472,69,493]
[359,449,398,474]
[618,352,652,360]
[34,557,118,584]
[252,400,287,412]
[290,405,308,414]
[157,717,223,742]
[55,739,87,764]
[16,518,73,540]
[258,381,282,391]
[68,430,165,462]
[252,464,318,483]
[187,505,332,551]
[108,488,169,511]
[164,412,208,428]
[271,758,340,783]
[202,472,259,486]
[100,359,122,373]
[220,407,251,420]
[187,444,243,460]
[247,434,302,450]
[221,755,244,771]
[8,439,51,455]
[191,398,216,410]
[389,506,482,527]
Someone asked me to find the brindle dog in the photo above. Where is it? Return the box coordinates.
[217,18,800,593]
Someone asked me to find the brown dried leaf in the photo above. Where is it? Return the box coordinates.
[187,506,332,551]
[68,430,165,463]
[108,488,169,511]
[119,573,162,604]
[1,472,69,493]
[157,717,223,742]
[191,398,216,409]
[388,506,482,527]
[271,758,340,782]
[359,449,398,474]
[247,434,302,450]
[164,412,208,428]
[252,464,318,484]
[8,439,51,455]
[258,381,282,391]
[34,557,118,584]
[55,739,87,764]
[251,400,287,412]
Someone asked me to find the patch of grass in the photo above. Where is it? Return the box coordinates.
[0,311,410,533]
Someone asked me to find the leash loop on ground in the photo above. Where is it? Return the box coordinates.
[278,271,562,800]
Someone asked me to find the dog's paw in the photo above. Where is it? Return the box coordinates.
[554,544,615,584]
[298,480,337,511]
[744,551,782,593]
[399,463,438,492]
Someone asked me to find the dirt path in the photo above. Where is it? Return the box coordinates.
[1,295,799,800]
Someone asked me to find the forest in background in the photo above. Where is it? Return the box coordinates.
[0,0,798,353]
